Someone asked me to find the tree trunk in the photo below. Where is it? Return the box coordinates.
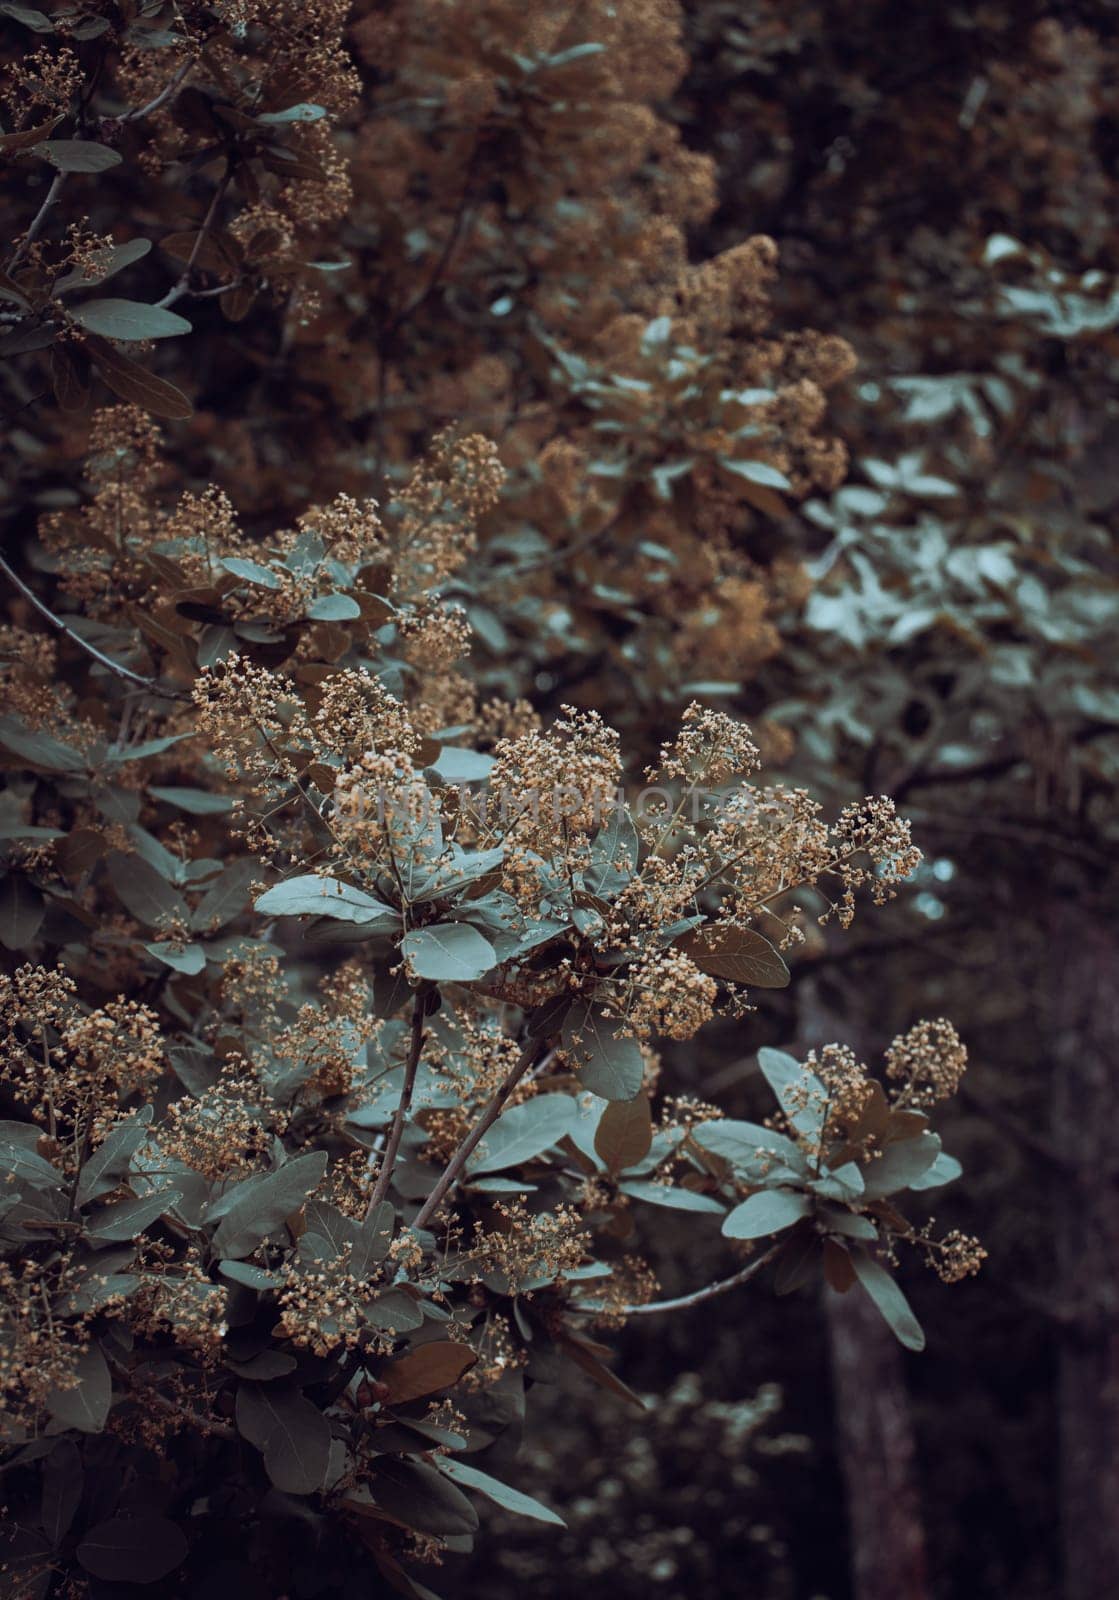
[825,1278,929,1600]
[1048,895,1119,1600]
[798,979,929,1600]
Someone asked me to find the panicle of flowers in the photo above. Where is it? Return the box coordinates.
[462,1200,590,1294]
[159,1054,276,1181]
[829,797,923,921]
[618,948,717,1041]
[924,1229,987,1285]
[798,1043,874,1141]
[132,1245,227,1356]
[393,430,506,593]
[490,705,622,851]
[647,701,761,786]
[192,658,307,785]
[0,1257,91,1431]
[885,1019,968,1108]
[295,492,387,568]
[275,1247,368,1357]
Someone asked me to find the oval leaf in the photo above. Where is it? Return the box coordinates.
[594,1092,653,1174]
[680,924,790,987]
[439,1457,565,1526]
[561,1002,644,1102]
[722,1187,811,1240]
[379,1341,477,1404]
[77,1516,187,1583]
[255,874,398,925]
[469,1095,577,1173]
[401,923,496,983]
[73,298,192,341]
[851,1250,927,1352]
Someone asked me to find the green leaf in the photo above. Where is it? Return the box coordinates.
[0,715,86,772]
[757,1047,826,1140]
[105,851,188,928]
[235,1385,332,1494]
[46,1342,111,1432]
[561,1002,644,1101]
[851,1250,926,1352]
[306,592,361,621]
[820,1207,878,1241]
[411,845,505,903]
[401,922,496,982]
[373,1458,479,1538]
[190,857,257,931]
[584,809,639,897]
[469,1095,577,1172]
[72,298,192,341]
[255,874,399,926]
[859,1133,943,1199]
[0,5,55,32]
[144,940,206,974]
[86,1188,182,1241]
[619,1180,725,1213]
[689,1118,807,1176]
[219,556,282,589]
[722,1188,811,1240]
[718,456,792,490]
[148,786,235,814]
[908,1151,963,1191]
[440,1457,565,1526]
[256,103,327,124]
[53,238,152,294]
[33,139,122,172]
[0,1137,62,1190]
[430,746,494,782]
[210,1151,327,1257]
[0,874,44,950]
[77,1516,187,1582]
[680,925,789,987]
[76,1109,153,1206]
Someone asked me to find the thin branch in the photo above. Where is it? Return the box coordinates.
[604,1244,782,1317]
[413,1036,544,1229]
[0,554,189,700]
[156,169,231,310]
[367,986,430,1213]
[9,172,67,272]
[119,56,196,123]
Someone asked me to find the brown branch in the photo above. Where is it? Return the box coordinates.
[9,172,67,272]
[412,1035,543,1229]
[606,1243,782,1317]
[156,169,232,310]
[0,554,189,701]
[367,985,430,1213]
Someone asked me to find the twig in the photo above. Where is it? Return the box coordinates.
[413,1036,544,1228]
[0,553,189,701]
[119,56,196,123]
[10,172,67,271]
[604,1244,782,1317]
[156,169,231,309]
[367,986,430,1213]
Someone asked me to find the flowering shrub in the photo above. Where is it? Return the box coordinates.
[0,3,982,1597]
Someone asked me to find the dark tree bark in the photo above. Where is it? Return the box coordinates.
[798,979,930,1600]
[825,1279,929,1600]
[1048,894,1119,1600]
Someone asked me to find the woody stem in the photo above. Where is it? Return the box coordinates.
[412,1036,543,1230]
